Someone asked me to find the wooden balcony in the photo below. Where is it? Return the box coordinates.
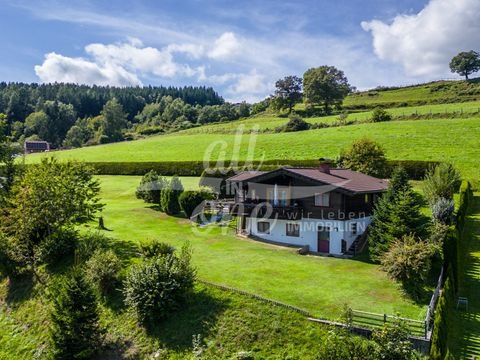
[231,202,303,220]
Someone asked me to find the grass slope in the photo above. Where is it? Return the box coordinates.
[181,101,480,134]
[344,79,480,108]
[27,117,480,180]
[0,278,336,359]
[93,175,424,319]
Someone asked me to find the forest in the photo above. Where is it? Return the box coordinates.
[0,82,250,148]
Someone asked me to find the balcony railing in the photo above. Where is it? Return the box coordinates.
[231,202,303,220]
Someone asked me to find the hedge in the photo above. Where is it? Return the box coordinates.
[430,268,455,360]
[35,159,440,178]
[430,180,473,358]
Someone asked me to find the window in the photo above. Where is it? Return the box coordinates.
[257,221,270,234]
[317,226,330,241]
[279,190,288,207]
[351,223,358,235]
[364,193,369,204]
[286,223,300,237]
[314,192,330,207]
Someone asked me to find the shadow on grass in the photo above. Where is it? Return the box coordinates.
[452,195,480,357]
[146,205,188,219]
[144,287,228,351]
[6,272,34,305]
[109,238,139,261]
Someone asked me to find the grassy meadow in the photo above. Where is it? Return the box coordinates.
[93,175,425,319]
[26,116,480,181]
[344,80,480,107]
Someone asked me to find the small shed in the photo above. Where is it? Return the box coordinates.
[24,140,50,154]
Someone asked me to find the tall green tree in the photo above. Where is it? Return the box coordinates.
[0,159,103,277]
[49,271,103,359]
[368,167,427,260]
[0,114,17,200]
[24,111,50,140]
[99,98,127,143]
[303,66,352,113]
[449,50,480,80]
[272,75,302,113]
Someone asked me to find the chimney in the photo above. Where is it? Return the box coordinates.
[318,158,332,174]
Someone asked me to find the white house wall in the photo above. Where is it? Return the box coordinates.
[246,216,371,255]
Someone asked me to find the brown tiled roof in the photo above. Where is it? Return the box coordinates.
[227,171,266,182]
[228,167,388,194]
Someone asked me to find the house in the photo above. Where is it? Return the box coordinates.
[24,140,50,154]
[226,160,388,255]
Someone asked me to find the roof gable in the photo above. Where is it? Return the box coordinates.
[227,167,388,194]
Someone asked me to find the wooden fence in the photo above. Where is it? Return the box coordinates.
[351,310,427,338]
[351,266,445,340]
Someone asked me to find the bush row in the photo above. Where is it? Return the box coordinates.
[430,180,473,359]
[22,159,437,179]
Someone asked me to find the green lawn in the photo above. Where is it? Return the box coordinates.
[182,101,480,135]
[95,175,426,320]
[452,193,480,357]
[27,117,480,181]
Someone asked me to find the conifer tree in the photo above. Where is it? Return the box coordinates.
[160,176,184,215]
[49,271,103,359]
[368,167,427,261]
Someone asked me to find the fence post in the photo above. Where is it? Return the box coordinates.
[384,314,387,324]
[424,320,427,339]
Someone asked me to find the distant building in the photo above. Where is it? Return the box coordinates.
[24,140,50,154]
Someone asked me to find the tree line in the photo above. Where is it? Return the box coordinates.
[0,82,254,148]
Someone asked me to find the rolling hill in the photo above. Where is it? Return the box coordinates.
[25,80,480,181]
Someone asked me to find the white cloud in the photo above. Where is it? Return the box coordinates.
[226,70,273,103]
[208,32,242,60]
[34,52,141,86]
[362,0,480,77]
[35,39,203,86]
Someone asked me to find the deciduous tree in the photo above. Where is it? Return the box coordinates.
[303,66,352,113]
[449,51,480,80]
[272,75,302,113]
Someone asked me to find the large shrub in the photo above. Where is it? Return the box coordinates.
[75,232,110,262]
[432,198,455,225]
[372,319,415,360]
[0,233,21,276]
[84,249,122,296]
[49,271,103,359]
[135,170,167,204]
[422,163,461,205]
[317,330,376,359]
[179,189,214,218]
[337,138,387,177]
[37,228,78,265]
[138,239,175,258]
[123,243,195,324]
[370,107,392,122]
[381,235,439,299]
[282,115,310,132]
[160,176,184,214]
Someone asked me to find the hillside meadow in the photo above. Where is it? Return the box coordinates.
[26,117,480,181]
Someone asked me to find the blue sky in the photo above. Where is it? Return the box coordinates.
[0,0,478,102]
